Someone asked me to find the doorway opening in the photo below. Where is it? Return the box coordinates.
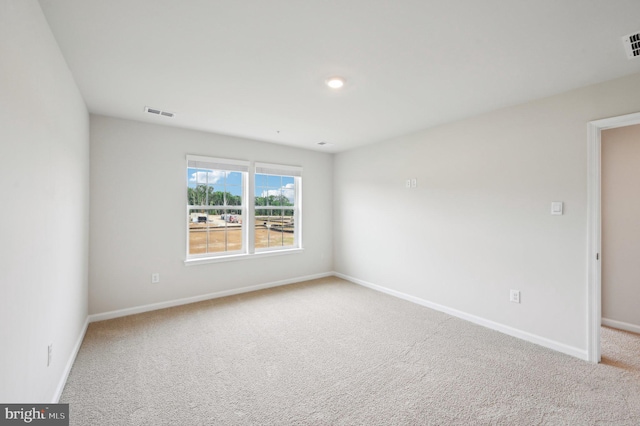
[587,111,640,363]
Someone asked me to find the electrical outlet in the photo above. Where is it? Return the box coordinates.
[411,178,417,188]
[151,273,160,283]
[405,179,411,188]
[510,290,521,304]
[47,344,53,367]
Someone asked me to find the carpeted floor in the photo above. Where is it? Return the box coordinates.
[61,277,640,425]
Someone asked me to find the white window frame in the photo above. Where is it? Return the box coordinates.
[253,162,303,254]
[185,155,249,260]
[185,156,303,265]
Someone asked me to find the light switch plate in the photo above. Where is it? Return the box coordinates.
[551,202,563,215]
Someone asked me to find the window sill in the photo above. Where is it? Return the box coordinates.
[184,248,304,266]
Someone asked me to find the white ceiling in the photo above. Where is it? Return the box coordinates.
[39,0,640,153]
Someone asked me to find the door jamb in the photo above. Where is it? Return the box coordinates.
[587,111,640,363]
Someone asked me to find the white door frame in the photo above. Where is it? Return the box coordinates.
[587,111,640,363]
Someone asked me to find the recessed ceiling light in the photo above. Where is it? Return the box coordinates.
[326,77,345,89]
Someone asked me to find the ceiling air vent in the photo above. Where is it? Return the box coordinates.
[622,31,640,59]
[144,106,175,118]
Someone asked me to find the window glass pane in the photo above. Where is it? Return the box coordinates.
[226,171,242,186]
[281,177,295,206]
[219,210,242,225]
[281,176,294,186]
[262,186,288,207]
[255,192,267,211]
[254,210,269,249]
[268,188,284,206]
[255,210,281,249]
[205,184,217,205]
[225,172,242,206]
[187,168,199,188]
[195,169,208,185]
[189,168,227,186]
[254,210,294,249]
[266,175,281,188]
[254,173,269,207]
[187,186,199,206]
[208,190,222,206]
[188,210,205,255]
[283,209,295,247]
[211,170,227,185]
[226,233,242,251]
[188,185,215,206]
[197,208,242,254]
[188,208,219,255]
[226,208,243,252]
[258,190,271,206]
[268,212,284,247]
[255,174,295,207]
[255,173,267,187]
[224,185,242,206]
[255,202,267,214]
[206,225,227,253]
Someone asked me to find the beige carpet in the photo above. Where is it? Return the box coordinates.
[62,277,640,425]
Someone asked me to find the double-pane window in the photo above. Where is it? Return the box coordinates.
[186,156,301,261]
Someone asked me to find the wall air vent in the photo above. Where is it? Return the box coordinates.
[622,31,640,59]
[144,106,175,118]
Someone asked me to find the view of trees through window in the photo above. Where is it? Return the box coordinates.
[187,168,243,255]
[254,173,295,249]
[187,185,242,206]
[187,163,299,258]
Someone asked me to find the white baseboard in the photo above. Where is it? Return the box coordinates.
[334,272,589,361]
[602,318,640,335]
[89,272,334,323]
[52,316,89,403]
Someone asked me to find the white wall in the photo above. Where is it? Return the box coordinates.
[89,115,333,315]
[334,72,640,355]
[0,0,89,402]
[602,124,640,329]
